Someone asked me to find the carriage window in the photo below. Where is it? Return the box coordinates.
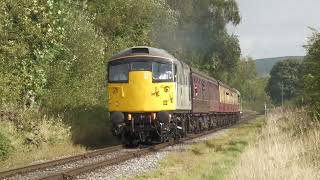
[109,63,129,82]
[152,62,174,82]
[131,61,151,71]
[202,81,206,91]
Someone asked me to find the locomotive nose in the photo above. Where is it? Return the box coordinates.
[127,71,153,108]
[108,70,175,112]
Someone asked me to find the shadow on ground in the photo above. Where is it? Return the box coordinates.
[64,106,120,149]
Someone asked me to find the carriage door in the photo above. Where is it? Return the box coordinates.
[175,62,192,110]
[176,62,182,110]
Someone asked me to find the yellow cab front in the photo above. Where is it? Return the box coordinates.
[107,57,177,113]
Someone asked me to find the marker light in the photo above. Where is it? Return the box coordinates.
[128,114,132,121]
[151,113,156,120]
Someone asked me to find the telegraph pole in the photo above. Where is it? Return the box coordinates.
[281,82,284,107]
[281,82,284,114]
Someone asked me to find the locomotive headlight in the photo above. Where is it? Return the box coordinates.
[128,114,132,121]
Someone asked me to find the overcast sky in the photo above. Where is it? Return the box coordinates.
[228,0,320,59]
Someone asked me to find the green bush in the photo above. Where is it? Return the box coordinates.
[0,105,73,149]
[0,132,12,160]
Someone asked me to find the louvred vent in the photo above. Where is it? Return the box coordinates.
[132,48,149,54]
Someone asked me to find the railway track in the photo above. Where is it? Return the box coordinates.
[0,145,123,180]
[0,118,250,180]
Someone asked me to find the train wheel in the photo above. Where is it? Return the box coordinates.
[181,117,187,137]
[197,117,202,133]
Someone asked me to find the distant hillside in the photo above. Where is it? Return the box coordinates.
[255,56,304,77]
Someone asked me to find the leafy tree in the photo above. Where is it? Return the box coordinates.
[303,30,320,118]
[0,0,260,148]
[266,59,303,105]
[43,6,106,109]
[82,0,177,55]
[231,58,271,112]
[0,0,67,106]
[0,0,110,110]
[165,0,241,82]
[0,0,241,109]
[0,0,244,114]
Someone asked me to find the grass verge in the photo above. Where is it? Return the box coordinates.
[0,143,85,171]
[0,105,118,171]
[229,109,320,180]
[0,106,87,171]
[135,115,264,180]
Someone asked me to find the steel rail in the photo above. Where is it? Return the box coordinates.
[0,145,123,179]
[39,123,237,180]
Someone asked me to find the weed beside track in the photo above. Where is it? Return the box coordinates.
[135,113,263,180]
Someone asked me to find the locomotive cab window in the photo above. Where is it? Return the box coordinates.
[131,61,151,71]
[152,62,174,82]
[108,62,129,82]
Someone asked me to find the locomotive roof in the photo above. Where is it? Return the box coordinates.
[109,46,180,63]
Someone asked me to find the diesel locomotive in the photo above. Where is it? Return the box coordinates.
[107,46,241,145]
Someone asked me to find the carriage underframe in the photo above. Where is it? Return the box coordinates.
[113,111,241,146]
